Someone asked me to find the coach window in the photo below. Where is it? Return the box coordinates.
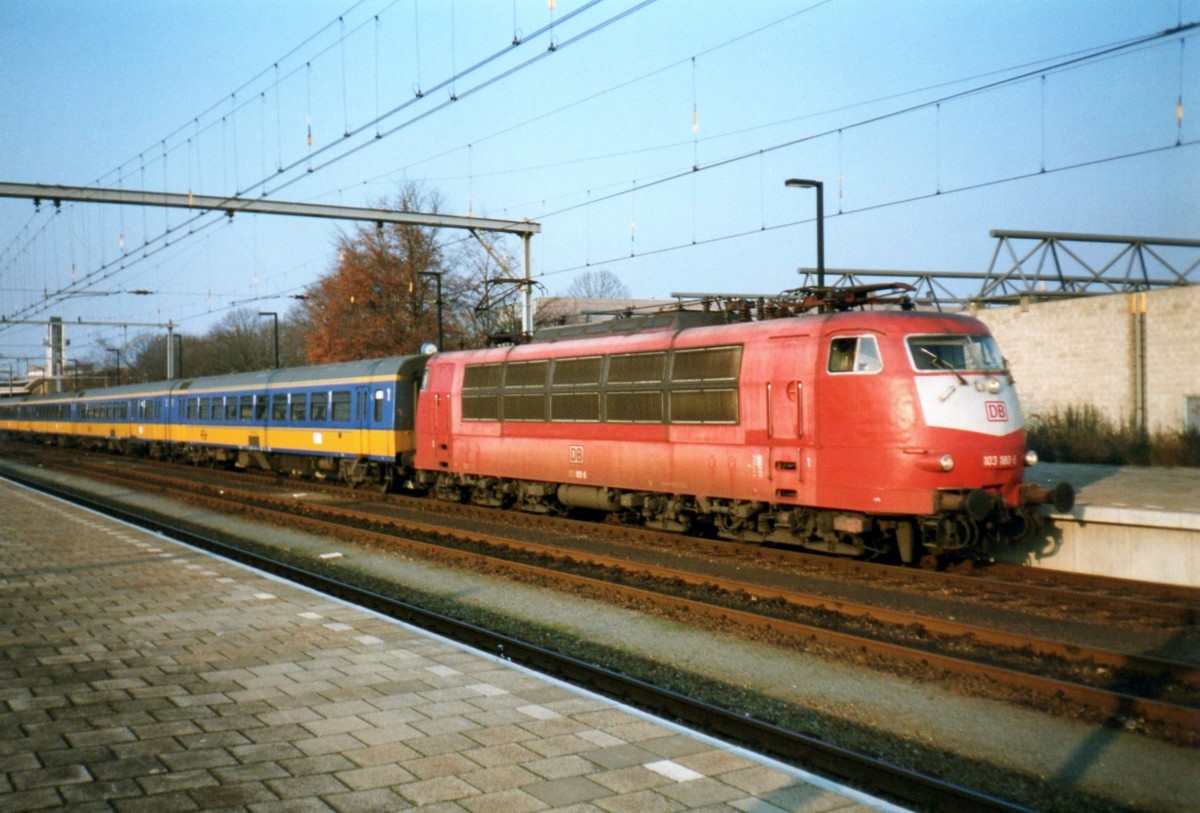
[289,393,307,421]
[332,390,352,422]
[239,395,254,420]
[198,398,211,420]
[310,392,329,421]
[373,389,385,422]
[827,336,882,374]
[271,394,288,421]
[224,397,238,421]
[186,398,198,420]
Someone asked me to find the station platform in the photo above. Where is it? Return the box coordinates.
[1016,463,1200,587]
[0,477,889,812]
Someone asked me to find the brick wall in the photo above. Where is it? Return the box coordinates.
[970,286,1200,433]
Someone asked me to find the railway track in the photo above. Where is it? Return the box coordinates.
[9,447,1200,747]
[10,439,1192,630]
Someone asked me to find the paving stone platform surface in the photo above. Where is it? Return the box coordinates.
[0,477,890,812]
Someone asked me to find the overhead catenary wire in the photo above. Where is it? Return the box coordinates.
[534,138,1200,282]
[4,7,1195,354]
[530,21,1200,224]
[2,0,637,326]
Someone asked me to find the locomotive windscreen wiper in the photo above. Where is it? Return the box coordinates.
[919,348,967,386]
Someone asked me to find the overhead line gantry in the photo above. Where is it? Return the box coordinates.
[0,181,543,338]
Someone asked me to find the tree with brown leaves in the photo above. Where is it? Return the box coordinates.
[301,186,447,363]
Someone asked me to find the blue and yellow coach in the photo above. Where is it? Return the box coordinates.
[0,355,429,490]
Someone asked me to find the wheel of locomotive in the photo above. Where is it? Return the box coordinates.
[433,474,466,503]
[1002,507,1038,545]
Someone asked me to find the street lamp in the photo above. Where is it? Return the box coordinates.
[258,312,279,369]
[784,178,825,291]
[416,271,444,350]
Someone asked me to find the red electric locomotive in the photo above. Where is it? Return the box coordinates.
[414,290,1073,564]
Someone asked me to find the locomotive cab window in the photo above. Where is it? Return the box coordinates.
[827,336,882,374]
[907,335,1004,372]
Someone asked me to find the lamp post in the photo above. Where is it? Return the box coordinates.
[417,271,444,349]
[258,312,279,369]
[784,178,825,291]
[108,348,121,386]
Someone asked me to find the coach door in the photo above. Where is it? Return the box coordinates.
[767,337,814,497]
[355,386,370,457]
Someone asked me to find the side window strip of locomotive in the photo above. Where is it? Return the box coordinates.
[502,360,548,421]
[462,362,502,421]
[827,336,882,374]
[550,356,601,423]
[668,345,741,424]
[605,351,666,423]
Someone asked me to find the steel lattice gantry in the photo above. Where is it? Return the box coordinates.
[0,181,543,336]
[980,230,1200,302]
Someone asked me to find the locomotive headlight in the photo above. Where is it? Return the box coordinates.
[1025,450,1039,466]
[914,453,955,472]
[986,378,1002,394]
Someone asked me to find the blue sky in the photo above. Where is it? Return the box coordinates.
[1,0,1197,368]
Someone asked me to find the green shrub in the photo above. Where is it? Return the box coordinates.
[1026,406,1200,467]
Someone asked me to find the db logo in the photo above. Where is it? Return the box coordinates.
[568,445,585,464]
[985,401,1008,422]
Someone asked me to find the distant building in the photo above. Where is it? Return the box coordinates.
[534,297,674,329]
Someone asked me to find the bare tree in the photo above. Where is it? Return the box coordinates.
[566,269,630,299]
[207,309,276,373]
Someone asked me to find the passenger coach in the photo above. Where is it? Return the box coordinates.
[0,355,428,489]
